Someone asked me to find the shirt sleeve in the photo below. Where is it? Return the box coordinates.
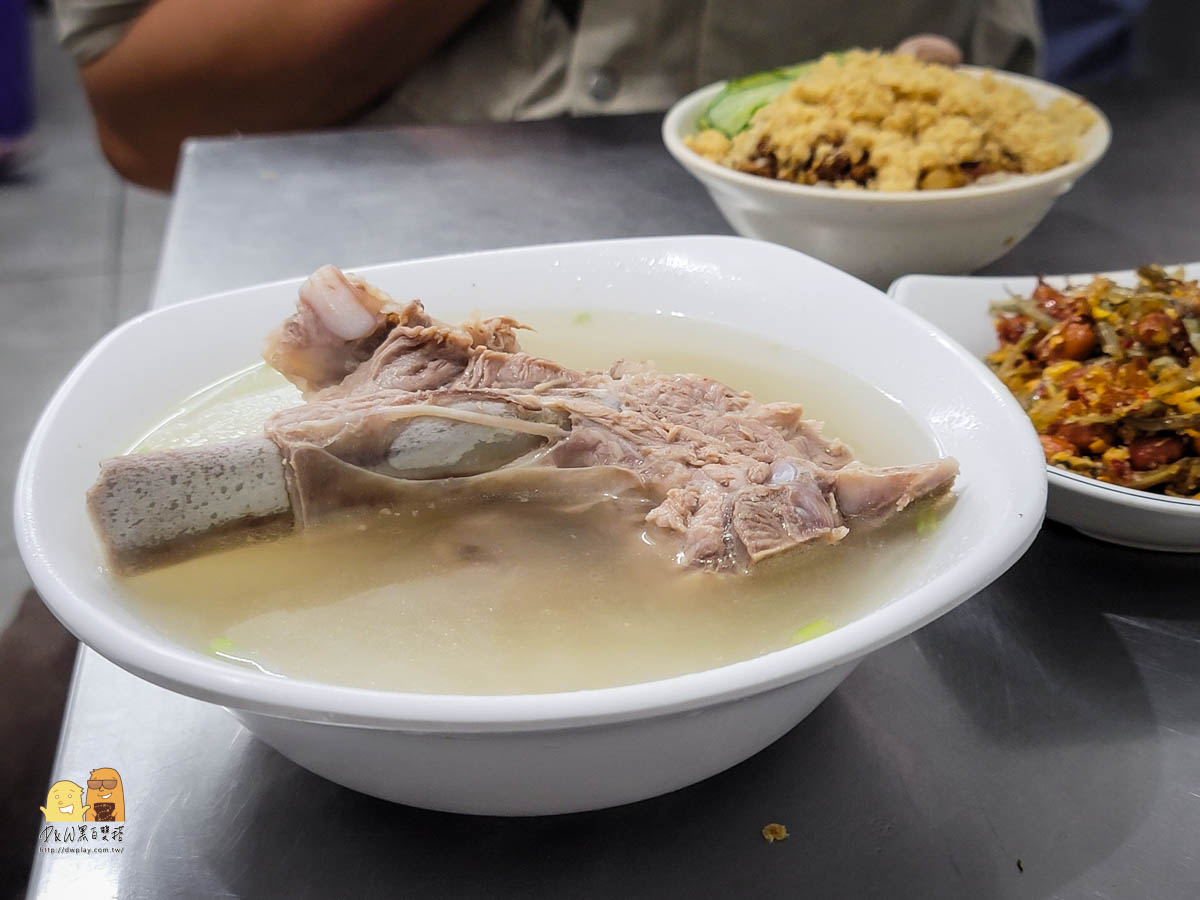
[970,0,1043,75]
[51,0,150,64]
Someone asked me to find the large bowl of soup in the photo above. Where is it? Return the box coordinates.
[15,236,1045,815]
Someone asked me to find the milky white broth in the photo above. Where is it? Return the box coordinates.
[120,309,946,694]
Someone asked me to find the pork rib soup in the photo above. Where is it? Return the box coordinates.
[92,266,957,694]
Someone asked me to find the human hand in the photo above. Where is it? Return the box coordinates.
[894,34,963,66]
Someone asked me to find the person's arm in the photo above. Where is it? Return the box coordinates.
[80,0,489,189]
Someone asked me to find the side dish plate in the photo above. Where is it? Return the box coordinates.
[890,264,1200,553]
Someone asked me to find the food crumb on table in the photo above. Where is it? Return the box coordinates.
[762,823,789,843]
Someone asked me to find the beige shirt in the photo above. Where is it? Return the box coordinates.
[54,0,1040,125]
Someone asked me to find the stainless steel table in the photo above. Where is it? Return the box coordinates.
[30,81,1200,899]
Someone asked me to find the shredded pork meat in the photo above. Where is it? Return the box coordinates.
[263,266,958,571]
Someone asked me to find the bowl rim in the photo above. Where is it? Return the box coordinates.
[1049,468,1200,511]
[15,236,1047,732]
[662,66,1112,204]
[888,268,1200,517]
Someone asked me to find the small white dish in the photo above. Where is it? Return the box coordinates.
[663,68,1110,287]
[16,237,1045,815]
[890,264,1200,553]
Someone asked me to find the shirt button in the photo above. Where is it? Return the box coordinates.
[587,67,620,102]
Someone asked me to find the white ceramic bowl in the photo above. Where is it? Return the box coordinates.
[16,237,1045,815]
[663,68,1111,287]
[891,264,1200,552]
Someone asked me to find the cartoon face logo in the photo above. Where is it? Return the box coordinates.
[84,768,125,822]
[40,781,89,822]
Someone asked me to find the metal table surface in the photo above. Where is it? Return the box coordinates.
[30,79,1200,899]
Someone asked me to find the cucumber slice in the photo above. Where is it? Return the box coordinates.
[696,55,843,137]
[698,77,794,137]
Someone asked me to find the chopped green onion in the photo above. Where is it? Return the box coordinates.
[915,505,942,536]
[791,618,834,644]
[208,636,235,655]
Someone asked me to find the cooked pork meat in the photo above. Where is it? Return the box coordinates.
[88,266,958,573]
[265,264,526,397]
[263,265,399,394]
